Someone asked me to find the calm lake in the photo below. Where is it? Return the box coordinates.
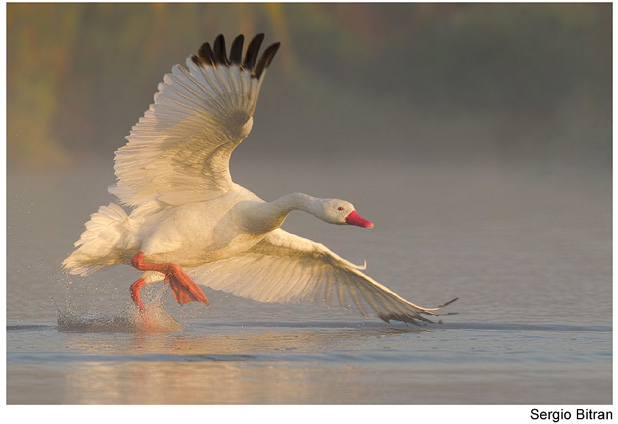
[7,156,611,406]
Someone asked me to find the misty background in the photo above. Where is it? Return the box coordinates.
[7,3,611,171]
[7,3,612,326]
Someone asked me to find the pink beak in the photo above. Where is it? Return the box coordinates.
[345,210,374,228]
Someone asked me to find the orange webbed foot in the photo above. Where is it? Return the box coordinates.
[131,252,209,307]
[164,267,210,306]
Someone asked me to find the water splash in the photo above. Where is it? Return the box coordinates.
[56,303,183,333]
[55,272,183,333]
[56,298,184,333]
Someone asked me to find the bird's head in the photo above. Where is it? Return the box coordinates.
[317,198,374,228]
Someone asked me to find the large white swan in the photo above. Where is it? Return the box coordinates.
[63,34,457,325]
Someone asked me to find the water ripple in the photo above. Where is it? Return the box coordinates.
[6,320,611,333]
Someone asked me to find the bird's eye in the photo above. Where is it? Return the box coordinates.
[337,206,344,211]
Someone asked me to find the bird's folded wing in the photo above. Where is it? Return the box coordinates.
[188,228,457,324]
[110,34,280,207]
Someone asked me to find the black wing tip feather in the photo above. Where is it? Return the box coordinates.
[379,297,459,326]
[243,33,265,70]
[254,42,281,79]
[213,34,229,65]
[229,34,245,65]
[191,33,279,79]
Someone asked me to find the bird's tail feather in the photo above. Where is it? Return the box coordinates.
[62,203,129,276]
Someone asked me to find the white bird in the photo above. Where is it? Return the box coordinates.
[63,34,457,325]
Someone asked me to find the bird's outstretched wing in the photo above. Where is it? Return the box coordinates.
[188,229,457,325]
[110,34,280,207]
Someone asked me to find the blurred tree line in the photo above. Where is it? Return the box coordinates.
[7,3,611,169]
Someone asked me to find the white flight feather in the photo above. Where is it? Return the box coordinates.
[186,229,452,323]
[110,50,264,208]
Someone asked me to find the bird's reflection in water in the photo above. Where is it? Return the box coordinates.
[59,323,427,404]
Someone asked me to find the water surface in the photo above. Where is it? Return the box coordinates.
[7,158,612,404]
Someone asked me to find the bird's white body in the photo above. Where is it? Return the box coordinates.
[132,186,265,267]
[63,34,456,324]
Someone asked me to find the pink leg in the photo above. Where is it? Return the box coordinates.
[130,278,148,311]
[131,252,209,307]
[130,277,154,327]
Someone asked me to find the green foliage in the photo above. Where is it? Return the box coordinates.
[7,3,611,168]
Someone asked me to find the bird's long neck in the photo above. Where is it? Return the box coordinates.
[246,193,317,234]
